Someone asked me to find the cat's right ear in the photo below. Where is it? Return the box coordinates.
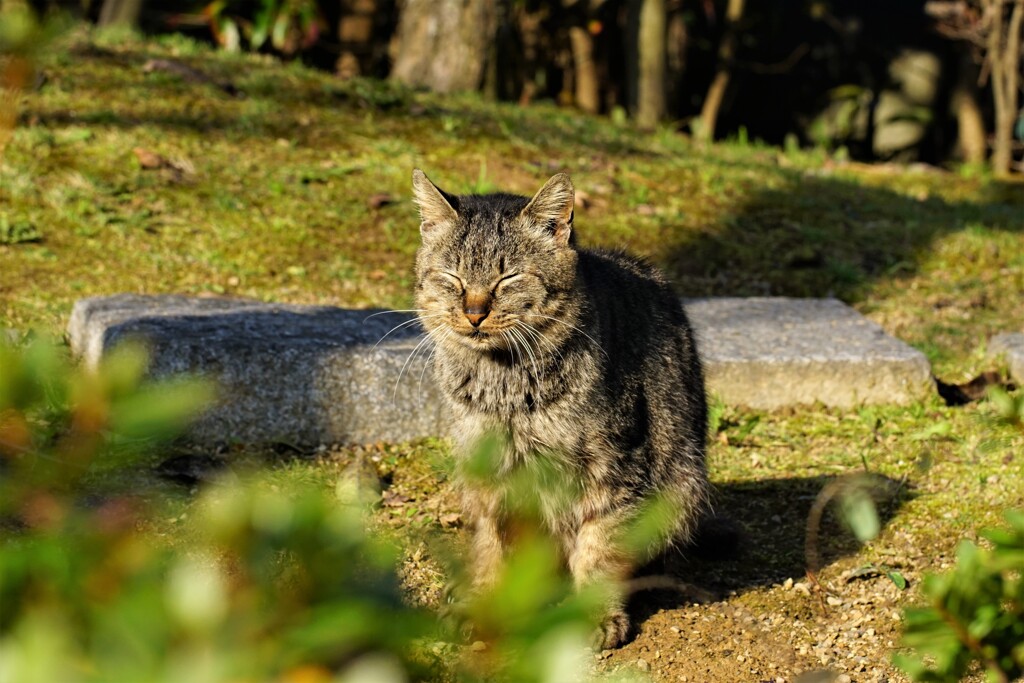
[412,169,458,239]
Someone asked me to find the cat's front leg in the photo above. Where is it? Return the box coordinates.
[469,511,505,589]
[461,487,506,590]
[443,491,505,641]
[567,514,633,649]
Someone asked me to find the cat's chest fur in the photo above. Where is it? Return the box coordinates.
[433,346,601,462]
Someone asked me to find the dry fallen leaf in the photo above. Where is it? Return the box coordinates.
[382,489,412,507]
[935,371,1015,406]
[440,512,462,528]
[367,193,394,209]
[133,147,164,169]
[132,147,195,182]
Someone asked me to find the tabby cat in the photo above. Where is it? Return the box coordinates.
[412,169,709,649]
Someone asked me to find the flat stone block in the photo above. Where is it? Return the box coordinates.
[68,295,934,447]
[69,295,446,447]
[684,297,933,409]
[989,332,1024,382]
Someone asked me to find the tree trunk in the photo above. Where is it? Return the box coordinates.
[635,0,666,129]
[97,0,143,28]
[1,56,31,160]
[665,8,688,118]
[697,0,745,142]
[390,0,498,94]
[336,0,378,78]
[986,0,1023,175]
[952,52,987,164]
[569,24,600,113]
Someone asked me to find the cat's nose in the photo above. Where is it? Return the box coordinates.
[464,308,489,327]
[464,292,490,327]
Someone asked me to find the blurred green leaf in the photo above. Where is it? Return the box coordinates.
[838,485,880,543]
[108,377,214,441]
[987,387,1023,427]
[895,510,1024,682]
[911,420,953,441]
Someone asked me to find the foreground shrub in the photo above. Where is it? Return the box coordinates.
[894,509,1024,683]
[0,337,630,682]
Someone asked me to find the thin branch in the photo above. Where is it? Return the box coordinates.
[933,599,1011,683]
[737,43,810,75]
[1005,0,1023,111]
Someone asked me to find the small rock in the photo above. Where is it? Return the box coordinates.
[470,641,487,652]
[367,193,394,210]
[989,332,1024,382]
[635,658,650,672]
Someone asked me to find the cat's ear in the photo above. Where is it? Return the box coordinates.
[412,169,458,239]
[521,173,574,247]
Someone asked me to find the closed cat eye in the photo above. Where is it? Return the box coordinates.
[494,273,521,288]
[439,271,464,290]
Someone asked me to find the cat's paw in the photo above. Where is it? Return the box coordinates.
[593,610,631,650]
[440,582,476,641]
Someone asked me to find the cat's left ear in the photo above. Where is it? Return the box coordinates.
[521,173,574,247]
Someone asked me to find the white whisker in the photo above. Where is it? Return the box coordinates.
[515,320,564,364]
[363,308,427,322]
[528,313,607,358]
[509,325,540,379]
[373,313,446,350]
[418,327,450,397]
[502,329,521,368]
[393,330,439,404]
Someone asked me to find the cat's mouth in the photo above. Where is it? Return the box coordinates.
[448,324,504,350]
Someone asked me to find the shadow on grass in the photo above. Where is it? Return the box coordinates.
[40,41,654,155]
[629,473,909,622]
[664,168,1023,302]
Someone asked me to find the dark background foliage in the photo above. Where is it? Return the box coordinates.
[25,0,1024,173]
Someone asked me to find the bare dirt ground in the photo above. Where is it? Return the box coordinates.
[297,405,1021,683]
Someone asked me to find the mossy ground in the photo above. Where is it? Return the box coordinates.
[3,28,1023,682]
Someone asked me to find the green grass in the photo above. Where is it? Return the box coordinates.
[3,27,1023,680]
[3,28,1022,380]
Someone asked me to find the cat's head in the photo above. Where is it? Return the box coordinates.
[412,169,579,352]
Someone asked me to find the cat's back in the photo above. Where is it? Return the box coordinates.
[576,248,689,328]
[574,247,704,418]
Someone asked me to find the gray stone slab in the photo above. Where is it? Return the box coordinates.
[69,295,446,447]
[684,297,933,409]
[989,332,1024,382]
[68,294,934,447]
